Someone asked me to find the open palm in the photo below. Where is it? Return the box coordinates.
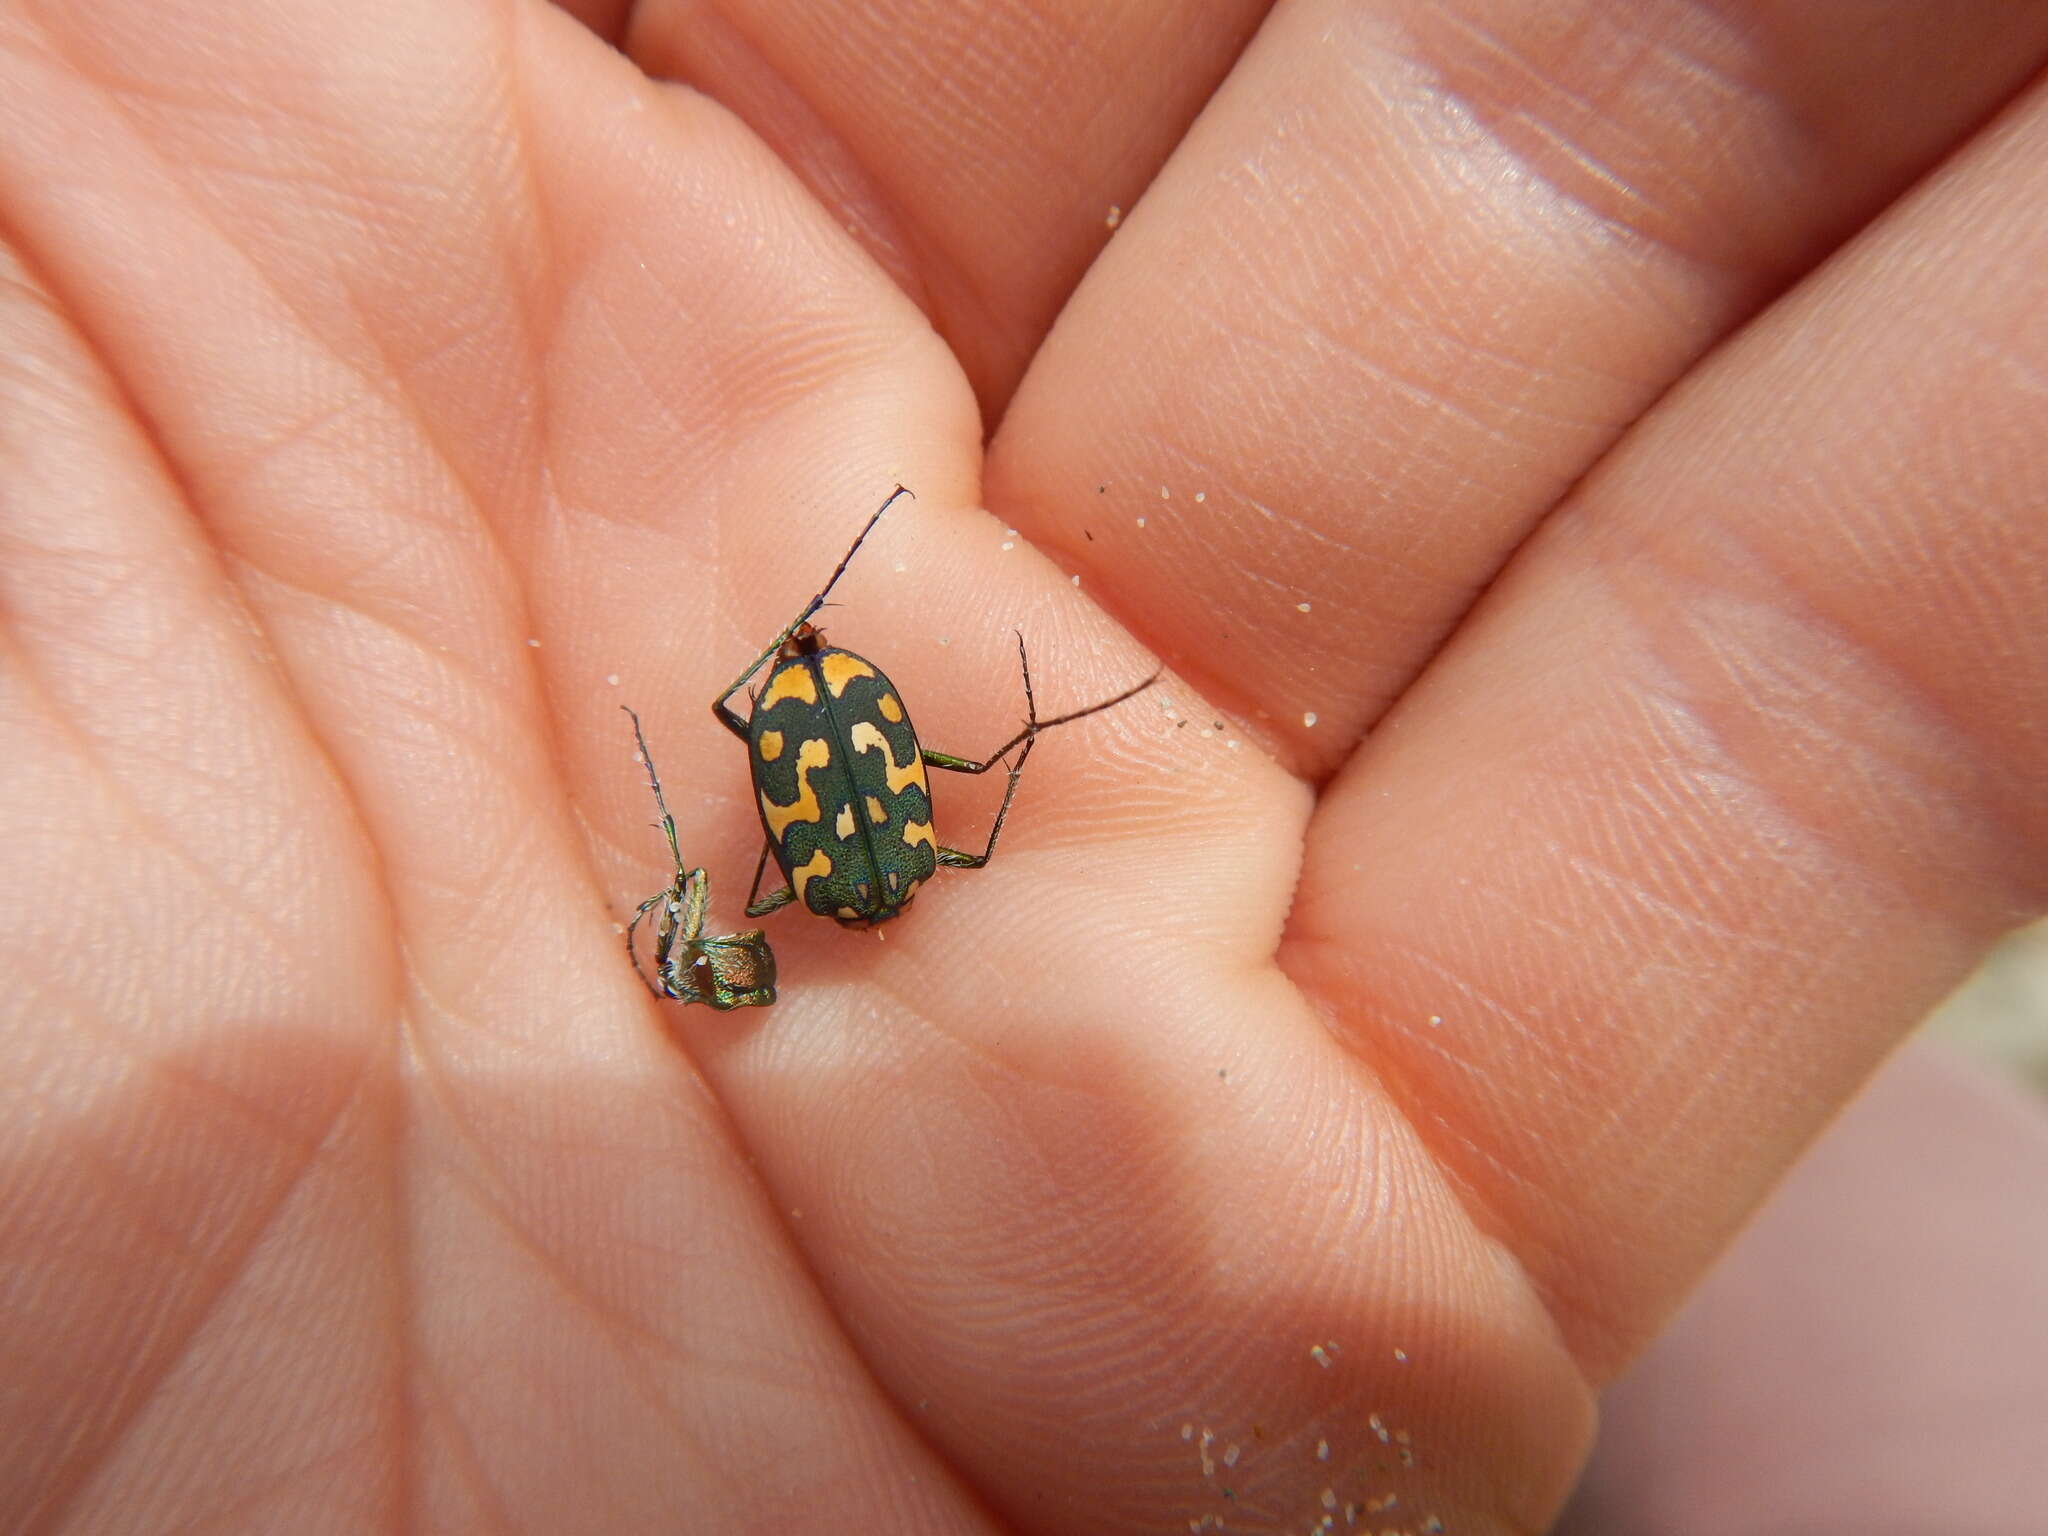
[6,3,2046,1531]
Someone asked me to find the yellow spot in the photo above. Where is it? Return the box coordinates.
[902,819,936,852]
[836,906,860,921]
[757,729,784,761]
[835,804,856,838]
[821,652,876,697]
[877,692,903,722]
[760,737,830,839]
[790,848,832,903]
[851,720,928,796]
[865,795,888,824]
[760,663,817,708]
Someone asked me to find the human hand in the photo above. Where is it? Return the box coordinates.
[4,2,2045,1531]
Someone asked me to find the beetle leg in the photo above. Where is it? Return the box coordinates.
[926,635,1161,871]
[712,486,914,737]
[676,864,711,943]
[925,633,1037,872]
[746,885,798,917]
[626,891,669,997]
[933,744,1029,869]
[742,837,798,917]
[920,631,1037,776]
[654,887,684,991]
[744,835,799,916]
[926,642,1162,773]
[922,748,1017,773]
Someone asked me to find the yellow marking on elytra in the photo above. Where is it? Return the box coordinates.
[761,663,818,708]
[836,906,859,921]
[835,804,856,838]
[886,871,900,892]
[865,795,888,824]
[902,819,936,852]
[851,720,929,795]
[822,652,877,697]
[790,848,832,903]
[877,692,903,722]
[757,729,784,761]
[761,737,830,839]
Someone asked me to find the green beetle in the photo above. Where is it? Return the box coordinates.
[623,706,778,1007]
[713,486,1156,926]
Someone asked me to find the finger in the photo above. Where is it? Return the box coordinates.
[987,0,2048,777]
[0,0,611,1028]
[554,0,630,38]
[1286,75,2048,1380]
[1559,1044,2048,1529]
[0,4,1000,1528]
[618,0,1272,413]
[0,233,397,1529]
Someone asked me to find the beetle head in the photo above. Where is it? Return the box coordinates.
[780,622,827,660]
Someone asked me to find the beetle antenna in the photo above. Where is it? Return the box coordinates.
[803,485,913,628]
[710,486,914,735]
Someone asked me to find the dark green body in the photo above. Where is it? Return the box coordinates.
[748,645,938,925]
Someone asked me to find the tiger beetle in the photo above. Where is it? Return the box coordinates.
[714,485,1158,926]
[623,706,778,1008]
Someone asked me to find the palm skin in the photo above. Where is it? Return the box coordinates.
[4,2,2047,1533]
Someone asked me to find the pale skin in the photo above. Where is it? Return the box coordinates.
[3,2,2046,1532]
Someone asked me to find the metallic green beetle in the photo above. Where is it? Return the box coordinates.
[623,706,778,1007]
[714,486,1157,926]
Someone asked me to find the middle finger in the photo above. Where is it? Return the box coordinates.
[987,0,2048,776]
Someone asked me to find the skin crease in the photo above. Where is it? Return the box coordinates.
[1,1,2046,1532]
